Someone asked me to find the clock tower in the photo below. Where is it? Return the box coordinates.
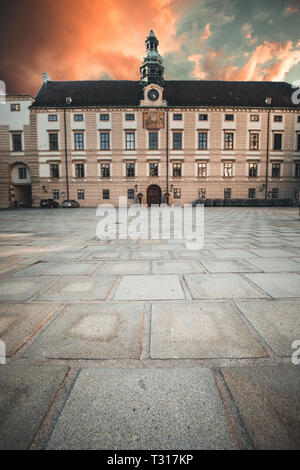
[140,30,164,86]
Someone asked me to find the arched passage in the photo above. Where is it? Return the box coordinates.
[9,163,32,207]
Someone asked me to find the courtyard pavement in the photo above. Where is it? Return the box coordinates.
[0,207,300,450]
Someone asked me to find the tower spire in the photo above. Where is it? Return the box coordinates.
[140,30,164,86]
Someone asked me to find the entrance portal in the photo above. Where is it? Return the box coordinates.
[147,185,161,206]
[9,163,32,207]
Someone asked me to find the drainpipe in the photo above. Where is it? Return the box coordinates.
[265,99,271,200]
[166,107,169,203]
[63,107,70,201]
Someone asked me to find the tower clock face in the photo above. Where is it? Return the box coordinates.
[147,89,159,101]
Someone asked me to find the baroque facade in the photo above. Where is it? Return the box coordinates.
[0,30,300,208]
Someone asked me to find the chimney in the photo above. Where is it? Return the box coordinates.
[42,72,51,83]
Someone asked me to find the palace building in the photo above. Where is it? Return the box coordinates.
[0,30,300,208]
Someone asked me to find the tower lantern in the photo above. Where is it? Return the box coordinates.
[140,30,164,86]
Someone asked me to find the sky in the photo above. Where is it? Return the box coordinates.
[0,0,300,96]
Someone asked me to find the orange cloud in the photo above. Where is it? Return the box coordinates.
[200,23,211,40]
[286,0,300,13]
[0,0,190,94]
[188,40,300,82]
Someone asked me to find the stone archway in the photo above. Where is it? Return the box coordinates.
[147,185,161,206]
[9,163,32,207]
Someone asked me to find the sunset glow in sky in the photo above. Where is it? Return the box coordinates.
[1,0,300,95]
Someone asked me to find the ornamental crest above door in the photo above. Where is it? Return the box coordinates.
[143,111,165,130]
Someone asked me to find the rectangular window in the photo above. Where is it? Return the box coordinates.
[198,188,206,199]
[75,163,85,178]
[12,134,22,151]
[248,188,256,199]
[224,188,232,199]
[271,188,279,199]
[198,162,207,178]
[149,132,158,150]
[48,114,57,121]
[172,162,182,178]
[298,116,300,123]
[74,132,84,150]
[224,132,234,150]
[49,133,59,151]
[100,132,110,150]
[125,113,135,121]
[52,189,59,199]
[100,114,109,121]
[50,164,59,178]
[77,189,85,200]
[272,163,281,178]
[128,189,135,199]
[274,115,282,122]
[249,162,258,178]
[199,114,208,121]
[126,162,135,177]
[173,114,182,120]
[295,163,300,178]
[102,189,110,199]
[273,133,282,151]
[126,132,135,150]
[173,132,182,150]
[101,163,110,178]
[18,168,27,179]
[225,114,234,121]
[198,132,208,150]
[250,115,259,122]
[223,161,233,178]
[297,134,300,151]
[173,188,181,199]
[149,162,158,177]
[11,103,20,111]
[74,114,83,121]
[249,133,259,150]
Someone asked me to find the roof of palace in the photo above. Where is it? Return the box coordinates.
[31,79,300,108]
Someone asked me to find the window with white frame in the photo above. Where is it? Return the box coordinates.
[126,162,135,177]
[173,188,181,199]
[198,132,208,150]
[248,188,256,199]
[249,162,258,178]
[172,162,182,177]
[149,162,158,177]
[224,132,234,150]
[49,133,59,151]
[77,189,85,200]
[223,161,233,178]
[18,167,27,179]
[198,188,206,199]
[50,163,59,178]
[74,132,84,150]
[224,188,232,199]
[100,162,110,178]
[12,133,22,151]
[250,114,259,122]
[75,163,85,178]
[126,132,135,150]
[100,132,110,150]
[249,132,259,150]
[198,162,207,178]
[272,163,281,178]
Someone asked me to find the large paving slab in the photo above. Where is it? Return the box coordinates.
[36,275,116,301]
[209,249,258,259]
[150,302,267,359]
[152,260,205,274]
[248,248,296,258]
[0,277,54,301]
[131,251,172,259]
[0,303,60,356]
[95,260,150,275]
[200,259,260,273]
[244,273,300,298]
[221,365,300,450]
[114,275,185,300]
[235,300,300,356]
[245,258,300,273]
[0,365,69,450]
[24,303,145,359]
[46,368,237,450]
[184,274,268,299]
